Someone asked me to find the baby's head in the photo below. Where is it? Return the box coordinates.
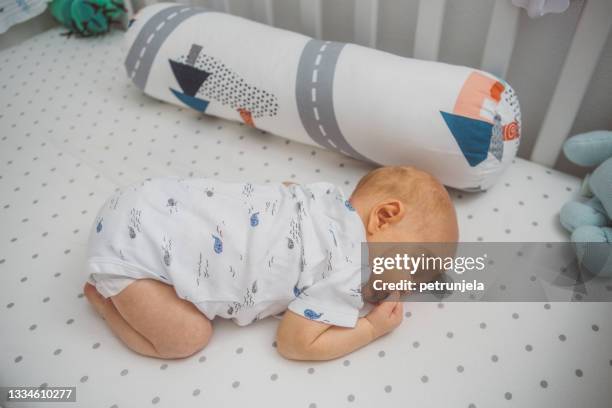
[350,166,458,244]
[350,166,459,303]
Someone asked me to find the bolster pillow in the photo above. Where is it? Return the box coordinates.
[124,3,521,191]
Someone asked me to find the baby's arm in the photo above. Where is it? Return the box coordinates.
[276,301,403,361]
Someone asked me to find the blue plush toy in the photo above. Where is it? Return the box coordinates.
[560,130,612,277]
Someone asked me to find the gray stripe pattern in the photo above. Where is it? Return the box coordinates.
[125,5,209,91]
[296,40,371,162]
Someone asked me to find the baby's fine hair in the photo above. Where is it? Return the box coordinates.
[351,166,457,240]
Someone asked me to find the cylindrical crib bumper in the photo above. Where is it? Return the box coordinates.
[124,3,521,191]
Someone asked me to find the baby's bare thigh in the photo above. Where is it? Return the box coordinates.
[111,279,212,357]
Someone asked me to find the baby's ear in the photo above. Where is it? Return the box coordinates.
[377,199,405,223]
[367,200,404,232]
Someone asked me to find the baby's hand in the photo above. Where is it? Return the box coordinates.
[365,300,403,339]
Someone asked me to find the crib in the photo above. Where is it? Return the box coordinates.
[1,1,611,407]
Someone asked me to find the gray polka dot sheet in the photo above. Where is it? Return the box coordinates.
[1,28,611,408]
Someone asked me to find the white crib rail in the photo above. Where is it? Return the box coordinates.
[530,0,612,167]
[413,0,446,61]
[353,0,378,48]
[252,0,274,25]
[299,0,322,39]
[208,0,230,13]
[480,0,520,79]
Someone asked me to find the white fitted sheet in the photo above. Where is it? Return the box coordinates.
[1,28,611,408]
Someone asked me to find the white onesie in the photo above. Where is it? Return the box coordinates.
[86,176,366,327]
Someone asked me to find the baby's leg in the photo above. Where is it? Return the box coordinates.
[84,283,160,357]
[84,279,212,359]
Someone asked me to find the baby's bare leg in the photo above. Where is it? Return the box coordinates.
[84,283,161,357]
[84,279,212,359]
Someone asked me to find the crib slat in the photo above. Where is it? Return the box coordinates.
[531,0,612,167]
[480,0,520,79]
[354,0,378,48]
[413,0,446,60]
[209,0,230,13]
[299,0,322,39]
[252,0,274,25]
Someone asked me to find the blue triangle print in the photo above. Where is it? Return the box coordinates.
[170,88,209,112]
[440,111,494,167]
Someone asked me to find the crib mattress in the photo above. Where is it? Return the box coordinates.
[1,28,610,408]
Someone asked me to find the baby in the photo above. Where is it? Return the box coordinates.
[83,166,458,361]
